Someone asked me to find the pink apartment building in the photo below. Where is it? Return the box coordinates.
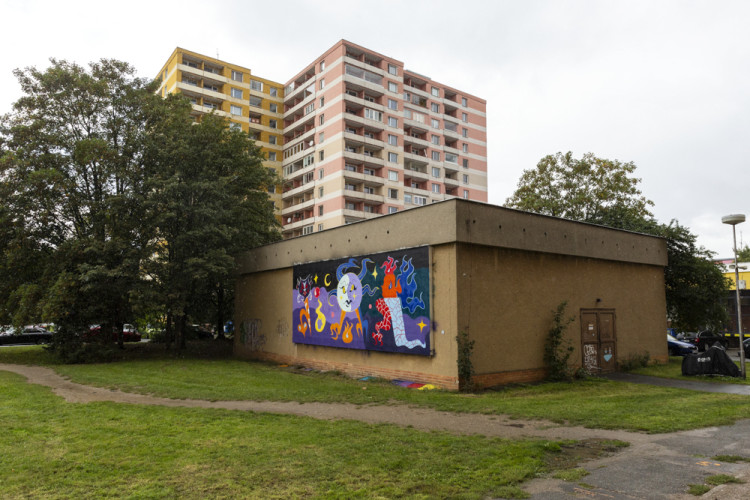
[281,40,488,238]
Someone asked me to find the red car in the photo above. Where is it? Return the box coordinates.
[87,324,142,343]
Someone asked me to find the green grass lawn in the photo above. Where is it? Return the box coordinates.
[3,345,750,434]
[633,356,750,385]
[0,369,569,499]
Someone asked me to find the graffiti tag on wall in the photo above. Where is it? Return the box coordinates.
[292,247,430,356]
[583,343,598,372]
[240,319,265,350]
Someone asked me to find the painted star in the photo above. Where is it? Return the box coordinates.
[371,268,378,279]
[417,320,427,332]
[314,274,318,283]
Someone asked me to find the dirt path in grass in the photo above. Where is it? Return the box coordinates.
[0,362,645,443]
[5,362,750,499]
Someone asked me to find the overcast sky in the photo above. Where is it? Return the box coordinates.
[1,0,748,257]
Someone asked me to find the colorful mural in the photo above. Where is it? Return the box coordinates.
[292,247,431,356]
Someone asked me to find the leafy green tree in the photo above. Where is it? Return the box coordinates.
[142,103,279,348]
[1,58,279,358]
[737,244,750,262]
[0,59,158,353]
[506,151,729,331]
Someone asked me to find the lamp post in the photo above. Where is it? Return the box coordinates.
[722,214,746,379]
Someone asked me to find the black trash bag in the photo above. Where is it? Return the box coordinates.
[682,342,741,377]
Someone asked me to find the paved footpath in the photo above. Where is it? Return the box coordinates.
[2,363,750,499]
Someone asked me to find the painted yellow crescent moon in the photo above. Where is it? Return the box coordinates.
[324,274,331,287]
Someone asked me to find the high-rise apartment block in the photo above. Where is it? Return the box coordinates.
[157,41,487,238]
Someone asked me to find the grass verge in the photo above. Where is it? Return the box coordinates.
[0,370,571,499]
[3,345,750,434]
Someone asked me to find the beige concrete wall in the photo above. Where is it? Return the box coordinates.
[235,243,461,389]
[234,199,668,390]
[456,244,668,387]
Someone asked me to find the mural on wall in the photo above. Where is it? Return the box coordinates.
[292,247,430,355]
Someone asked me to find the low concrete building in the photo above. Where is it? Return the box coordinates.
[235,199,668,390]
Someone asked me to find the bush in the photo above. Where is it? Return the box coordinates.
[544,301,576,381]
[619,352,651,372]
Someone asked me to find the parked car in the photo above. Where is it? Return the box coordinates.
[87,324,142,343]
[684,330,728,352]
[667,334,698,356]
[676,331,697,343]
[741,338,750,357]
[0,325,53,345]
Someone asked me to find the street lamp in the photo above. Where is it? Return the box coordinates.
[722,213,746,379]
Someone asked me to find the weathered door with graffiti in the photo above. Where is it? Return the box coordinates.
[580,309,616,374]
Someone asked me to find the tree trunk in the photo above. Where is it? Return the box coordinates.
[216,283,225,340]
[165,310,173,350]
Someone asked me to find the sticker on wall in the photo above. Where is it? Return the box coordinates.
[292,247,430,355]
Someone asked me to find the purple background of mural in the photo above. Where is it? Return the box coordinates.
[292,247,431,356]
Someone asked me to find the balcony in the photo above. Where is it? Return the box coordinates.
[281,196,315,217]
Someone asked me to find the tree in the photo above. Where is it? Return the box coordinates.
[0,59,157,355]
[505,152,654,223]
[0,58,280,359]
[737,244,750,262]
[506,151,729,331]
[142,107,280,348]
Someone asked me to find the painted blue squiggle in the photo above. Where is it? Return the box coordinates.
[336,258,359,280]
[397,257,425,314]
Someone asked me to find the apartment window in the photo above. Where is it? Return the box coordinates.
[268,135,277,145]
[364,167,375,176]
[463,174,469,184]
[388,99,398,110]
[388,64,398,75]
[229,122,241,131]
[388,206,398,214]
[388,81,398,92]
[462,128,469,138]
[319,168,324,179]
[319,132,324,143]
[319,205,324,216]
[319,78,325,90]
[414,195,427,206]
[432,183,440,194]
[431,151,440,161]
[302,225,314,235]
[364,186,375,194]
[463,158,469,169]
[320,61,325,71]
[431,135,440,145]
[446,153,458,164]
[463,143,469,153]
[461,97,468,107]
[231,88,243,99]
[317,187,324,199]
[319,151,325,161]
[462,112,468,122]
[231,70,243,82]
[251,79,263,91]
[388,189,398,199]
[388,116,398,127]
[388,170,398,181]
[230,105,242,116]
[431,103,439,113]
[404,194,412,204]
[345,183,356,191]
[388,153,398,163]
[269,103,277,113]
[303,154,315,167]
[463,189,469,199]
[345,163,357,172]
[249,96,262,107]
[346,202,356,210]
[432,167,440,177]
[318,223,324,231]
[304,103,315,115]
[268,152,277,161]
[319,96,325,107]
[268,184,276,194]
[365,108,383,121]
[269,119,277,129]
[431,118,440,128]
[431,86,440,97]
[319,114,325,125]
[388,134,397,146]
